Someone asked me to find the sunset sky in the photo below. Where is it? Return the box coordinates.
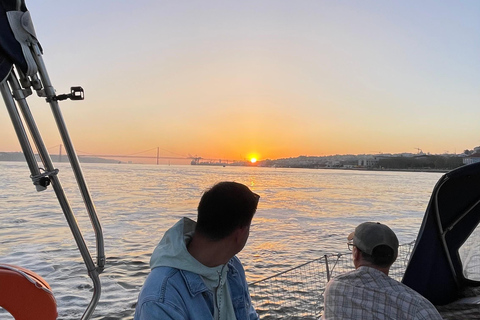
[1,1,479,164]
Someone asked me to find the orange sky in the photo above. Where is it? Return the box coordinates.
[0,1,479,164]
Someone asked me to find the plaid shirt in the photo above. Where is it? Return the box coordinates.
[323,266,443,320]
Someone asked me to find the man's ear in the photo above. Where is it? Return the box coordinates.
[238,224,249,236]
[234,225,249,244]
[352,246,360,260]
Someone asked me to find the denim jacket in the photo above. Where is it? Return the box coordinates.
[134,218,259,320]
[134,256,259,320]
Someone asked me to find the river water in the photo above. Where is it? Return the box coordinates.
[0,161,443,319]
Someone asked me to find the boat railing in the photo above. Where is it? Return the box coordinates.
[0,2,104,319]
[249,240,416,320]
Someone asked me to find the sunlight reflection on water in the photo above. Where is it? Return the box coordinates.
[0,162,443,319]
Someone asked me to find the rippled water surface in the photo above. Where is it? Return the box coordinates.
[0,162,443,319]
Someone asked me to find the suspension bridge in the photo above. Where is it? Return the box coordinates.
[48,145,239,165]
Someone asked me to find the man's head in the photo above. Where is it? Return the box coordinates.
[196,181,260,241]
[348,222,399,269]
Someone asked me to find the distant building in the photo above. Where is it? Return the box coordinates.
[358,156,381,167]
[358,154,396,168]
[463,153,480,165]
[326,160,341,167]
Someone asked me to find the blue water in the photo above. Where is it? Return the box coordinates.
[0,162,443,319]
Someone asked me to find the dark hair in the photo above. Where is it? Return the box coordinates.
[359,245,396,268]
[196,181,260,241]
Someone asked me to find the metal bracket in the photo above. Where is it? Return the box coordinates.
[47,86,84,102]
[30,168,59,189]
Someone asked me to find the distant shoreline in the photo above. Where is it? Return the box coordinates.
[0,151,459,173]
[0,152,119,164]
[319,167,449,173]
[184,163,452,173]
[0,158,451,173]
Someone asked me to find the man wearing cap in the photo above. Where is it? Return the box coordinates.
[323,222,442,319]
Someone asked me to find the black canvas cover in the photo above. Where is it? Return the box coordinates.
[402,162,480,305]
[0,0,35,82]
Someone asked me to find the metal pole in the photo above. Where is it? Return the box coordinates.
[9,71,95,263]
[325,254,331,282]
[5,69,102,319]
[0,76,45,191]
[31,43,105,270]
[29,43,104,320]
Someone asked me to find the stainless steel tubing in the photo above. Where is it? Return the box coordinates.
[5,69,101,320]
[0,77,45,191]
[29,44,105,319]
[1,4,106,316]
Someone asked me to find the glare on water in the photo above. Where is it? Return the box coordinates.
[0,162,443,319]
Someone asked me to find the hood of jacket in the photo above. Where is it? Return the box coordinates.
[150,217,228,290]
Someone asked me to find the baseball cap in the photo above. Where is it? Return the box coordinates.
[348,222,399,256]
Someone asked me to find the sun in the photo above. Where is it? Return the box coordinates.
[247,152,260,164]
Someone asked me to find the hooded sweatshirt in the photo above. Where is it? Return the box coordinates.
[150,217,237,320]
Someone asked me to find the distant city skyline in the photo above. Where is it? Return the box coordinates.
[1,145,478,166]
[0,1,479,163]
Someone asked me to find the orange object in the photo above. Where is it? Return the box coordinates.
[0,264,57,320]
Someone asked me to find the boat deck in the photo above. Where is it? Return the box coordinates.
[438,304,480,319]
[438,287,480,319]
[250,242,480,319]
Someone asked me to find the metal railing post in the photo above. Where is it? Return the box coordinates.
[325,254,331,282]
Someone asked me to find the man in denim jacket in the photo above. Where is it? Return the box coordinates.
[134,182,260,320]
